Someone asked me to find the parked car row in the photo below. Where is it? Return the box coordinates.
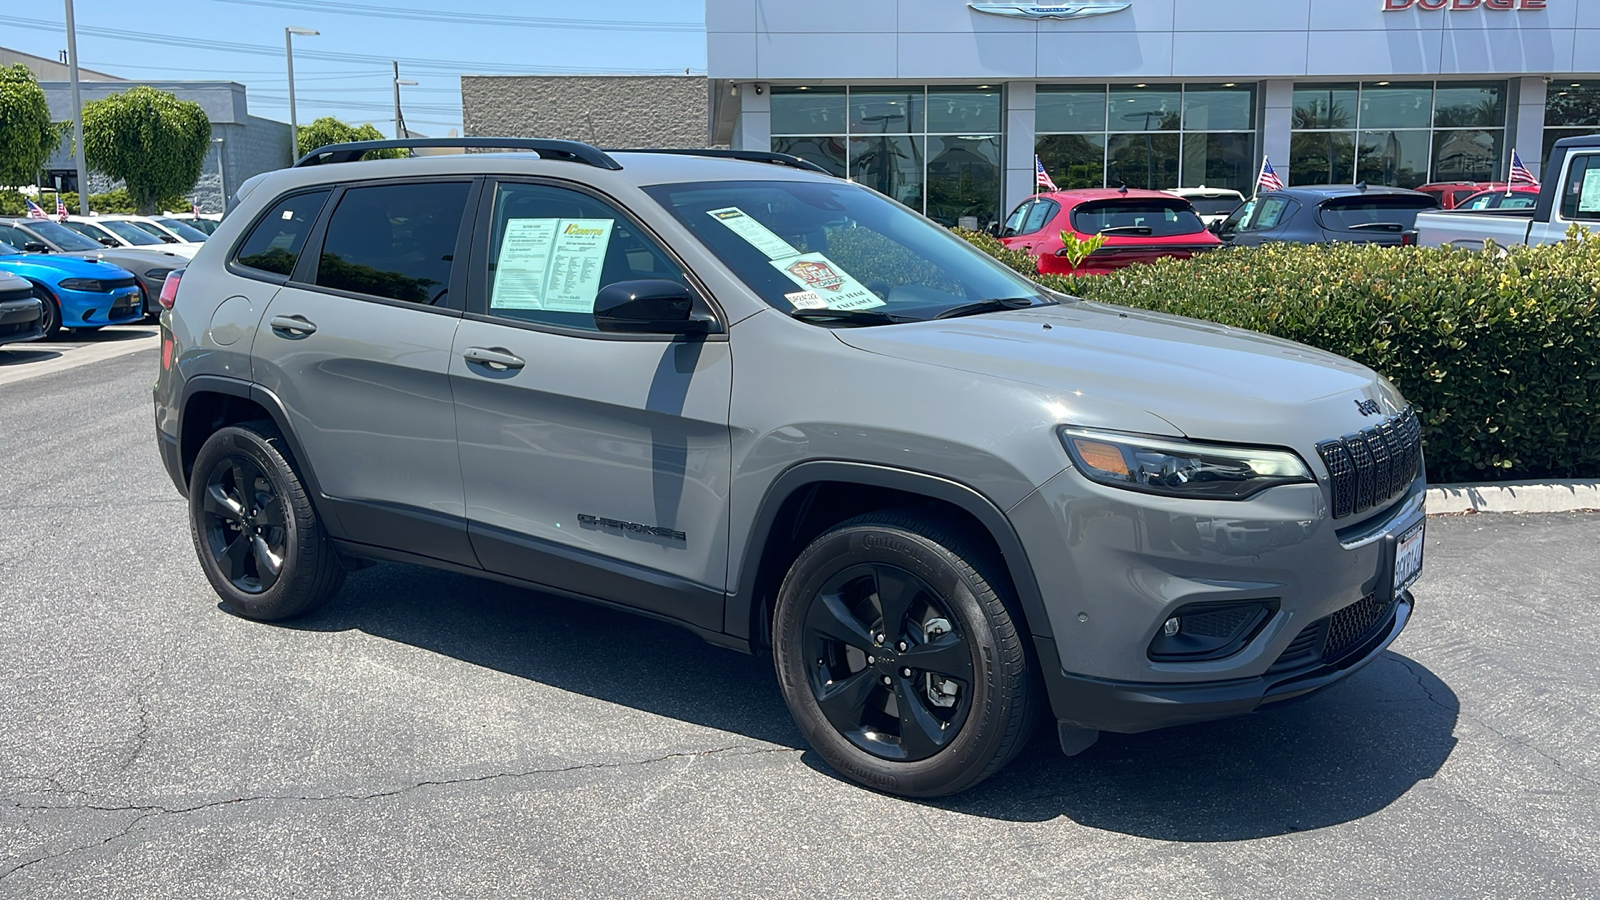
[0,214,188,339]
[1416,135,1600,249]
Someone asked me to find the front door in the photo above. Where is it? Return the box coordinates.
[450,179,732,631]
[250,178,479,566]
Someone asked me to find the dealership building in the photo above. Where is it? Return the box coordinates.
[694,0,1599,227]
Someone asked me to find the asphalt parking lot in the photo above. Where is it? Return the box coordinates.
[1,345,1597,899]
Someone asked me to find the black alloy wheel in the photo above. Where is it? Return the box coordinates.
[804,563,974,761]
[32,286,60,339]
[200,456,288,594]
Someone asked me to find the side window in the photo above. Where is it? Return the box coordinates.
[1245,197,1292,231]
[1021,200,1056,235]
[1559,153,1600,222]
[315,182,470,304]
[1001,201,1031,236]
[0,225,31,247]
[235,190,330,277]
[1463,194,1493,210]
[484,182,687,332]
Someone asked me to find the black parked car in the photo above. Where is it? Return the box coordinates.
[1214,185,1439,247]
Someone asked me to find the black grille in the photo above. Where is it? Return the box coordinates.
[1183,606,1259,639]
[1321,592,1395,663]
[104,276,138,290]
[1266,622,1325,674]
[0,287,33,304]
[1317,407,1422,519]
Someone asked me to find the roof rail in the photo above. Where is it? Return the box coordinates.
[293,138,623,170]
[606,148,832,175]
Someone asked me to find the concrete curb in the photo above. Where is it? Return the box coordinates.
[1427,480,1600,515]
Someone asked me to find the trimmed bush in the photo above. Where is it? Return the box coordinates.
[957,229,1600,484]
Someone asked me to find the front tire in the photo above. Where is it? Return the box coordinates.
[32,286,60,340]
[188,421,345,621]
[773,511,1036,797]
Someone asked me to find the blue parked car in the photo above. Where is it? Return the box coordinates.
[0,239,144,339]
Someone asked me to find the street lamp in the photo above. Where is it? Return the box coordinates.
[393,62,417,142]
[284,26,318,151]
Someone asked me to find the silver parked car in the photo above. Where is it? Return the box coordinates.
[0,217,190,320]
[154,139,1425,797]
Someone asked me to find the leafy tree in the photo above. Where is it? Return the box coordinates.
[297,117,405,160]
[0,64,64,189]
[82,86,210,214]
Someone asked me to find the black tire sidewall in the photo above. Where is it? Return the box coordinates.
[32,287,59,339]
[773,519,1021,797]
[188,423,333,621]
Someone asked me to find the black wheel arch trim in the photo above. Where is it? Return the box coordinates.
[176,374,345,538]
[726,460,1053,647]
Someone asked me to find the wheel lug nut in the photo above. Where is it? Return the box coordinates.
[881,676,892,686]
[901,668,912,678]
[874,633,885,644]
[867,655,875,665]
[897,641,908,652]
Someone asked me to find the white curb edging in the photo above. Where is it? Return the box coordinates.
[1426,480,1600,515]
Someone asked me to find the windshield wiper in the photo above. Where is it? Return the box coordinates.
[1097,226,1153,235]
[933,297,1041,320]
[788,308,912,326]
[1345,222,1403,231]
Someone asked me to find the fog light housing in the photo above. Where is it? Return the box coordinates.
[1148,600,1277,662]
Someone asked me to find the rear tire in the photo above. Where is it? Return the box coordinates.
[188,421,345,621]
[32,286,60,340]
[772,511,1036,797]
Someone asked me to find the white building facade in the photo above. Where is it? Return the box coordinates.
[707,0,1600,227]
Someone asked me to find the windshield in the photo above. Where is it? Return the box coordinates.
[1071,200,1206,237]
[97,220,163,244]
[1317,196,1437,232]
[642,180,1054,322]
[154,217,210,241]
[180,217,220,234]
[25,220,102,251]
[0,241,20,255]
[1186,197,1243,217]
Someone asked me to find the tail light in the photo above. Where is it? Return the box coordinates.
[1400,230,1419,247]
[157,268,185,309]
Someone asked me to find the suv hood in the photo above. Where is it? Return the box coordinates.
[833,302,1405,447]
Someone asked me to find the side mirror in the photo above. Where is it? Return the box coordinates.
[159,235,179,243]
[99,237,119,247]
[593,279,715,335]
[22,241,50,253]
[985,222,1002,238]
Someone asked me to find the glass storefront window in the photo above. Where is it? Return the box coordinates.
[926,135,1002,226]
[849,134,925,210]
[1035,83,1256,192]
[927,88,1001,133]
[771,136,847,177]
[1359,82,1434,130]
[1109,86,1181,132]
[1356,130,1432,189]
[1292,81,1508,187]
[771,87,847,135]
[1035,88,1107,133]
[1545,81,1600,167]
[848,88,925,133]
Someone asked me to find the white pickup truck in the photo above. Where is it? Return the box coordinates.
[1416,135,1600,248]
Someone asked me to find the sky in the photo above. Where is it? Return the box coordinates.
[7,0,709,137]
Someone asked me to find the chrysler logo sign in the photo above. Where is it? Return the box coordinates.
[969,3,1132,20]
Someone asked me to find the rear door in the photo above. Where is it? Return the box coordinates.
[1315,195,1437,244]
[250,177,480,565]
[448,178,733,630]
[1531,150,1600,244]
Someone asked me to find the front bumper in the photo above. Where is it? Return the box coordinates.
[58,287,143,327]
[0,296,44,345]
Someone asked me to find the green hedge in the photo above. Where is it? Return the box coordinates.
[958,229,1600,484]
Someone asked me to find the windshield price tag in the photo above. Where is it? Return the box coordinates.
[707,207,801,260]
[771,253,886,311]
[784,290,828,309]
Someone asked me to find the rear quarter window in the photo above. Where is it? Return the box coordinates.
[1071,200,1205,237]
[1316,197,1437,233]
[233,190,331,277]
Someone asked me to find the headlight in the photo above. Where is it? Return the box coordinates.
[144,268,174,281]
[56,278,106,292]
[1060,427,1313,500]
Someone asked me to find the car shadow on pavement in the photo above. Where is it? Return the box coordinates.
[0,348,63,366]
[914,650,1459,839]
[285,562,1457,840]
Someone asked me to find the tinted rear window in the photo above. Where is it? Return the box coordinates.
[1317,196,1437,232]
[1071,200,1206,237]
[235,191,330,277]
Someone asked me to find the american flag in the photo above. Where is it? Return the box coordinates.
[192,201,201,217]
[1508,149,1539,187]
[1035,155,1058,192]
[1256,156,1284,193]
[24,198,48,219]
[55,196,68,222]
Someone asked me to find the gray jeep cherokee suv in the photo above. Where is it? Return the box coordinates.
[154,138,1425,797]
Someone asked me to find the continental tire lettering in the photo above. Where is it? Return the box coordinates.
[576,513,687,542]
[860,533,938,579]
[838,760,898,789]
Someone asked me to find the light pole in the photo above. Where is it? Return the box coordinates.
[63,0,89,215]
[392,62,417,142]
[284,26,318,153]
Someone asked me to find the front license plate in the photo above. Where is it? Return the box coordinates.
[1394,521,1424,593]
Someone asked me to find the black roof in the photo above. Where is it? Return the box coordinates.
[1553,133,1600,151]
[1265,184,1433,200]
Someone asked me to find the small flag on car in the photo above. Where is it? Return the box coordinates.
[192,201,201,217]
[1256,156,1284,193]
[56,196,68,222]
[1035,155,1058,193]
[1508,149,1539,188]
[24,198,48,219]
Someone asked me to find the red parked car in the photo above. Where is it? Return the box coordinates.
[997,189,1221,276]
[1453,185,1540,211]
[1417,181,1525,210]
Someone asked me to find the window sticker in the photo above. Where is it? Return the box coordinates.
[707,206,800,260]
[784,290,828,309]
[1579,168,1600,215]
[491,217,615,312]
[770,253,886,310]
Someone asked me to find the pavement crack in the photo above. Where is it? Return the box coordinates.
[0,810,159,884]
[1392,656,1455,713]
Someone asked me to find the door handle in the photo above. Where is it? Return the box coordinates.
[269,314,317,336]
[462,346,526,371]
